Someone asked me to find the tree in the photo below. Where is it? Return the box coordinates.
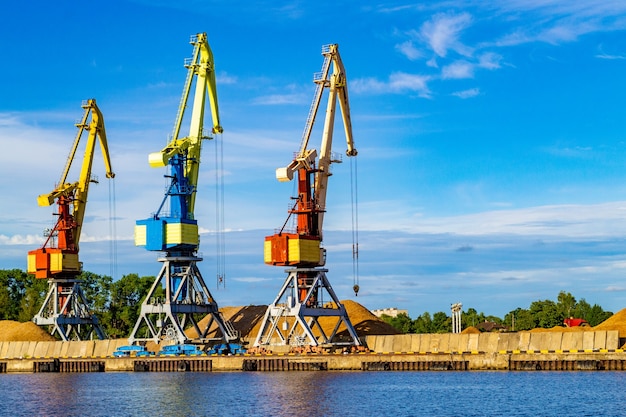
[505,308,534,331]
[557,291,577,319]
[380,313,413,333]
[413,312,434,334]
[79,271,113,316]
[0,269,46,321]
[571,298,591,322]
[462,308,487,329]
[586,304,613,327]
[432,311,451,333]
[105,273,160,338]
[485,315,503,325]
[17,273,48,322]
[529,299,561,328]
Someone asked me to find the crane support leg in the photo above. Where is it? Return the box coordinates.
[253,268,360,349]
[33,278,106,341]
[128,255,238,345]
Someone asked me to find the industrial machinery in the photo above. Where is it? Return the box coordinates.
[563,317,589,327]
[27,99,114,341]
[254,44,361,349]
[129,33,237,345]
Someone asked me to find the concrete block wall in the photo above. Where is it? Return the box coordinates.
[0,331,620,358]
[364,331,620,353]
[0,339,131,359]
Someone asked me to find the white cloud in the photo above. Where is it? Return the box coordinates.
[542,145,593,158]
[352,73,432,98]
[216,71,238,84]
[491,0,626,21]
[0,234,43,245]
[395,40,423,61]
[350,77,387,94]
[389,72,431,94]
[537,22,589,44]
[420,12,473,58]
[387,1,626,100]
[408,201,626,238]
[596,53,626,60]
[477,52,502,69]
[349,198,626,239]
[452,88,480,99]
[485,2,626,46]
[251,93,306,105]
[441,60,474,79]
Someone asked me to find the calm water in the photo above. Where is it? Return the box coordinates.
[1,371,626,416]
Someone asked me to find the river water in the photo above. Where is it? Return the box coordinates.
[1,371,625,416]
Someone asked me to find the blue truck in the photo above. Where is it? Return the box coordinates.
[113,345,155,358]
[207,343,247,355]
[157,344,205,356]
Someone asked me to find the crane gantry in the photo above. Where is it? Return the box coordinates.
[129,33,237,346]
[27,99,114,341]
[254,44,361,350]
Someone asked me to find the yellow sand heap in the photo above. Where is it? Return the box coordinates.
[0,320,56,342]
[186,300,399,340]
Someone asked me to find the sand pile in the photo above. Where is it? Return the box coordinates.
[593,308,626,338]
[0,320,56,342]
[187,300,398,340]
[185,305,267,340]
[462,326,481,334]
[325,300,399,337]
[529,325,590,333]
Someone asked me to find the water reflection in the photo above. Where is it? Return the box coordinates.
[246,372,337,415]
[3,371,626,416]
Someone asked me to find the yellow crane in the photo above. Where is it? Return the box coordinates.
[129,33,237,346]
[28,99,114,341]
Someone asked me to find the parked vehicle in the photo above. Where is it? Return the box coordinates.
[157,344,204,356]
[113,345,153,358]
[563,317,589,327]
[207,343,247,355]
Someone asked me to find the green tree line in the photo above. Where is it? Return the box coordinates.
[1,270,616,338]
[379,291,614,334]
[0,269,161,338]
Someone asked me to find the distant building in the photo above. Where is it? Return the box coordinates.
[476,321,509,332]
[372,307,408,318]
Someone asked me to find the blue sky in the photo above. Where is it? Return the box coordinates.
[3,1,626,319]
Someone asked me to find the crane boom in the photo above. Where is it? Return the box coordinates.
[265,44,356,267]
[28,99,114,278]
[136,32,222,252]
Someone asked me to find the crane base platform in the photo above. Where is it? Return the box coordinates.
[33,278,106,341]
[128,255,238,345]
[253,267,361,348]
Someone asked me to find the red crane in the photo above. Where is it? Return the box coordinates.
[255,44,361,350]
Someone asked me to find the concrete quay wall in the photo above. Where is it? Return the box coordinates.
[0,331,621,374]
[4,351,626,373]
[364,330,619,353]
